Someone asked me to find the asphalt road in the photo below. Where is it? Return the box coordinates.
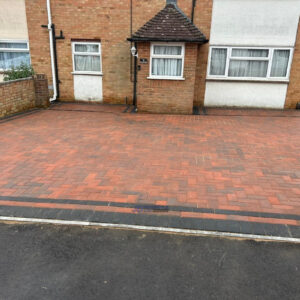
[0,223,299,300]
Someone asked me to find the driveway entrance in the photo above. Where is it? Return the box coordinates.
[0,103,299,238]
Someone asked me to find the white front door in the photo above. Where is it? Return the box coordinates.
[72,41,103,101]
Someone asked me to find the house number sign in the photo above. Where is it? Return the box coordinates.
[140,58,148,64]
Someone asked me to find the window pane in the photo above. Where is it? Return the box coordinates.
[0,52,30,69]
[228,60,268,77]
[74,55,101,72]
[210,48,227,75]
[152,58,182,76]
[270,50,290,77]
[0,42,28,49]
[232,49,269,57]
[75,44,99,53]
[153,46,182,55]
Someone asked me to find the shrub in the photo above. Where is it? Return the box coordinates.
[3,63,35,81]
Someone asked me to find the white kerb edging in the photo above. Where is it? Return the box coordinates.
[0,216,299,244]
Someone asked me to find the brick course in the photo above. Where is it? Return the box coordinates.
[0,75,49,118]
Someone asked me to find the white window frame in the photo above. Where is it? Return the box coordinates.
[148,42,185,80]
[71,41,102,75]
[0,39,30,71]
[207,46,294,82]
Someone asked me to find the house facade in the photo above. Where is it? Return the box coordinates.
[0,0,31,81]
[23,0,300,113]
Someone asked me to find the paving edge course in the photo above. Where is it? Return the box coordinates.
[0,196,299,241]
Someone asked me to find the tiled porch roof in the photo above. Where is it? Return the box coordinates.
[128,3,208,43]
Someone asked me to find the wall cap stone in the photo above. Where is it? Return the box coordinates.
[0,77,33,87]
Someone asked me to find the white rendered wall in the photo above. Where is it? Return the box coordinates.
[0,0,28,40]
[210,0,300,47]
[0,0,29,82]
[204,82,288,109]
[73,75,103,101]
[205,0,300,108]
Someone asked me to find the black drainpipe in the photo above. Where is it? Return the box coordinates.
[51,24,64,99]
[191,0,197,23]
[41,24,65,99]
[133,42,138,109]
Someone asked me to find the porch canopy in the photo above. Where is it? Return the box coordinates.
[127,1,208,43]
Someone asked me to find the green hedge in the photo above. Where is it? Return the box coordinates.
[3,63,35,82]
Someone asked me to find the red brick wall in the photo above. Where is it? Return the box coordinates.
[0,76,49,118]
[25,1,52,92]
[25,0,213,106]
[285,21,300,109]
[193,0,213,107]
[137,42,198,114]
[26,0,132,103]
[0,78,36,118]
[34,74,50,108]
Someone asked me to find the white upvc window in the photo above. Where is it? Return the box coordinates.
[149,43,185,80]
[0,40,30,71]
[207,46,293,81]
[72,42,102,75]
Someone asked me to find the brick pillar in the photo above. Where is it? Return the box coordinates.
[33,74,50,108]
[192,0,213,107]
[285,20,300,109]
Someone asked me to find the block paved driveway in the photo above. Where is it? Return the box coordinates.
[0,103,300,238]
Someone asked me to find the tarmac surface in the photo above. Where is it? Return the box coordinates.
[0,222,299,300]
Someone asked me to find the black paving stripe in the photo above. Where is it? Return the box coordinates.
[0,195,299,221]
[0,205,299,238]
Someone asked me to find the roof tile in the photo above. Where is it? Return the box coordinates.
[128,4,207,43]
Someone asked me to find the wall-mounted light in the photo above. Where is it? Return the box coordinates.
[131,46,138,57]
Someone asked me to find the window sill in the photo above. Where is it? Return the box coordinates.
[71,72,103,76]
[206,77,289,84]
[147,76,185,81]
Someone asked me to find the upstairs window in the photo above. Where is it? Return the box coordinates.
[150,43,185,79]
[0,40,30,70]
[72,42,102,74]
[208,47,292,80]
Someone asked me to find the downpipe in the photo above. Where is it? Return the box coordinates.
[133,42,138,110]
[46,0,57,102]
[191,0,196,23]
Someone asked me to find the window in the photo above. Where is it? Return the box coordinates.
[0,40,30,70]
[208,47,292,80]
[149,43,185,79]
[72,42,102,74]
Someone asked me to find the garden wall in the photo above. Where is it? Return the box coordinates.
[0,74,49,118]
